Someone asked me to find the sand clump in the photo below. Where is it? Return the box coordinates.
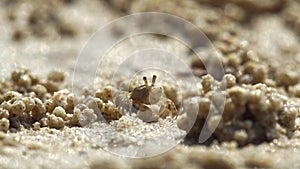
[4,0,77,41]
[0,68,80,131]
[183,74,298,145]
[1,67,298,148]
[0,68,179,132]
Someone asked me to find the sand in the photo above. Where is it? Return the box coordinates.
[1,0,300,168]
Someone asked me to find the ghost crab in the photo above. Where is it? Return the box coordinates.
[128,75,178,122]
[98,75,179,122]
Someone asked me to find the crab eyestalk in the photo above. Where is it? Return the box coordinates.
[151,75,157,86]
[143,76,148,86]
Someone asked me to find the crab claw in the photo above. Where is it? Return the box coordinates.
[148,87,163,104]
[137,104,161,122]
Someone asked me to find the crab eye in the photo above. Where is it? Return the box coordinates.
[151,75,157,86]
[143,76,148,86]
